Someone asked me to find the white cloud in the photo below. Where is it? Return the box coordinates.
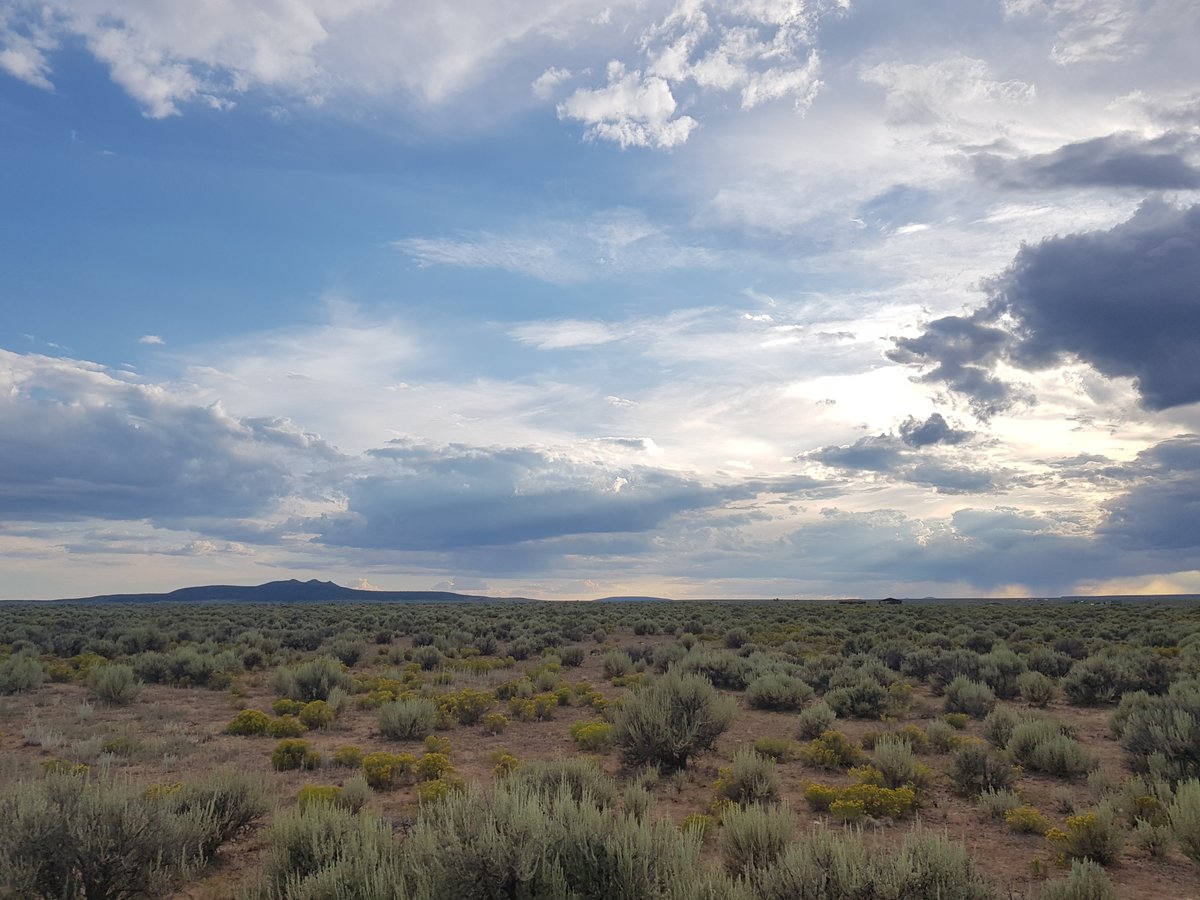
[532,65,572,99]
[139,334,164,345]
[394,208,714,282]
[509,320,619,349]
[558,62,697,149]
[556,0,837,147]
[0,17,55,90]
[860,55,1035,127]
[0,0,629,115]
[1004,0,1197,66]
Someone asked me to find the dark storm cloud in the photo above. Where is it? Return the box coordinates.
[898,413,972,447]
[889,201,1200,415]
[773,506,1104,592]
[810,434,905,471]
[1099,435,1200,552]
[0,351,329,523]
[886,314,1026,419]
[315,440,831,552]
[971,132,1200,190]
[807,430,1002,495]
[999,200,1200,410]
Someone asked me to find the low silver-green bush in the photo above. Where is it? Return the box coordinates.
[378,698,438,741]
[613,670,737,771]
[86,663,142,706]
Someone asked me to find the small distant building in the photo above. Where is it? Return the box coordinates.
[879,597,903,605]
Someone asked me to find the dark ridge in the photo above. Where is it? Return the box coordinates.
[50,578,534,604]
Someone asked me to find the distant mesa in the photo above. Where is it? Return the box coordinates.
[50,578,526,604]
[593,595,672,603]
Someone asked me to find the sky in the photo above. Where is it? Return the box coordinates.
[2,0,1199,601]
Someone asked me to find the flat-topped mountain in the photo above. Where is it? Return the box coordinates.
[53,578,527,604]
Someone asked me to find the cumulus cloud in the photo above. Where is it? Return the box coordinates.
[531,65,572,99]
[0,0,626,115]
[557,61,696,149]
[889,201,1200,415]
[898,413,973,447]
[1,0,831,137]
[970,132,1200,191]
[887,313,1030,420]
[139,334,165,345]
[806,429,1003,495]
[556,0,833,148]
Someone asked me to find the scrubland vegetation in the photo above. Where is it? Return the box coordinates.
[0,597,1198,898]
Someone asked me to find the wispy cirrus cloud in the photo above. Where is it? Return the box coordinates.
[394,208,715,282]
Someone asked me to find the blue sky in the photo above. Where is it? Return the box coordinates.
[2,0,1199,600]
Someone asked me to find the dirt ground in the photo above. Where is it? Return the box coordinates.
[2,635,1197,899]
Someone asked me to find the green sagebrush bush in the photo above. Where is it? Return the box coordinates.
[1046,805,1126,866]
[297,777,371,815]
[795,701,837,739]
[274,655,355,702]
[798,730,866,770]
[978,648,1026,699]
[1007,719,1096,779]
[0,771,266,900]
[559,645,585,667]
[943,676,996,718]
[602,649,633,679]
[1169,778,1200,865]
[751,829,994,900]
[1039,859,1116,900]
[0,650,44,694]
[754,737,801,762]
[612,670,737,771]
[675,649,754,690]
[503,758,618,809]
[378,698,438,741]
[1111,681,1200,784]
[823,677,889,719]
[977,788,1022,820]
[871,736,932,792]
[950,742,1015,796]
[719,802,795,874]
[746,674,815,711]
[247,782,739,900]
[87,663,142,706]
[1018,671,1057,707]
[982,707,1022,748]
[272,739,321,771]
[926,719,961,753]
[713,748,781,808]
